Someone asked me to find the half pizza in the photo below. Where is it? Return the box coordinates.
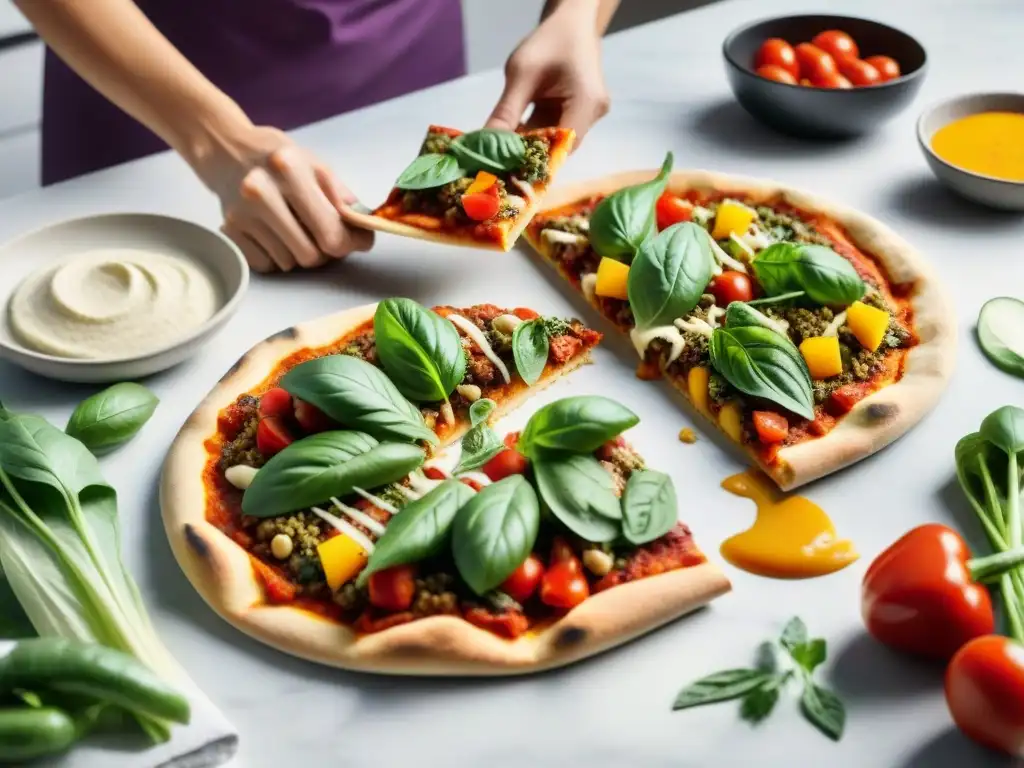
[341,125,575,251]
[162,299,729,675]
[523,155,956,490]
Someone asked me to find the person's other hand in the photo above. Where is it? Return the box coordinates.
[486,0,610,148]
[195,126,373,273]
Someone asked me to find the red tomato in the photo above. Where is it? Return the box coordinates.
[708,271,754,305]
[836,57,881,87]
[462,188,501,221]
[481,448,528,482]
[368,565,417,612]
[864,55,901,82]
[811,30,859,61]
[293,398,333,433]
[754,38,799,78]
[259,387,293,418]
[812,71,853,89]
[755,64,798,85]
[252,560,297,603]
[512,307,539,321]
[464,607,530,639]
[946,635,1024,756]
[752,411,789,444]
[656,193,694,230]
[256,416,294,456]
[500,554,545,603]
[422,466,448,481]
[539,562,590,609]
[503,431,521,450]
[549,536,582,573]
[794,43,837,83]
[827,386,860,415]
[459,476,485,492]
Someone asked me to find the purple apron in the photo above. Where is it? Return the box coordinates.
[41,0,466,185]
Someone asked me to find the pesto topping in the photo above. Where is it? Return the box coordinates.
[519,136,550,183]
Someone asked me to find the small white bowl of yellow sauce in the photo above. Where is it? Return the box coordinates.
[918,93,1024,210]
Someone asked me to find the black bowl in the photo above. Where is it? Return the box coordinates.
[723,14,928,139]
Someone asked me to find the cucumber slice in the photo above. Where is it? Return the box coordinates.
[977,297,1024,378]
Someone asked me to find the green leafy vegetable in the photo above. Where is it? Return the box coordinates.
[753,243,865,306]
[451,475,540,595]
[621,470,677,544]
[800,684,845,741]
[281,354,438,444]
[65,383,159,455]
[517,395,639,459]
[395,153,466,190]
[746,290,805,307]
[511,319,550,386]
[709,325,815,420]
[373,298,467,403]
[672,669,772,710]
[589,152,673,261]
[533,455,621,543]
[450,129,527,174]
[242,431,425,518]
[740,679,783,724]
[977,297,1024,379]
[453,399,504,474]
[780,616,808,652]
[627,222,716,329]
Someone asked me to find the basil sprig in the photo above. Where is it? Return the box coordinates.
[621,470,677,544]
[65,382,159,455]
[517,395,639,460]
[281,355,437,445]
[709,325,814,420]
[627,221,716,329]
[450,129,527,174]
[242,431,425,518]
[452,475,540,595]
[589,152,673,261]
[373,298,467,403]
[396,153,466,190]
[534,454,622,542]
[511,319,550,386]
[753,243,865,306]
[454,399,504,474]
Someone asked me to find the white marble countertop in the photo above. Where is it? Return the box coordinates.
[2,0,1023,765]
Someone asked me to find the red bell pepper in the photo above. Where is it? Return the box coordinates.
[946,635,1024,756]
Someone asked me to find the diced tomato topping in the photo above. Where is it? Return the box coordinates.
[354,611,415,634]
[231,530,253,549]
[368,565,417,612]
[423,466,448,481]
[828,387,860,415]
[481,449,529,482]
[548,334,583,365]
[500,554,545,603]
[462,187,501,221]
[217,404,250,438]
[808,419,829,436]
[503,431,521,450]
[256,416,294,456]
[512,307,540,321]
[252,559,297,603]
[596,435,628,461]
[539,562,589,609]
[635,358,661,381]
[460,477,485,492]
[294,398,334,433]
[752,411,789,444]
[259,387,293,418]
[656,193,693,231]
[464,607,530,639]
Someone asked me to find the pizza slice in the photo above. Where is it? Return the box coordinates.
[341,125,575,251]
[523,162,955,490]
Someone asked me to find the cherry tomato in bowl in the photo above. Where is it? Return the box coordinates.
[811,30,859,61]
[754,38,799,78]
[811,71,853,90]
[794,43,837,83]
[865,55,901,82]
[755,65,798,85]
[837,57,882,87]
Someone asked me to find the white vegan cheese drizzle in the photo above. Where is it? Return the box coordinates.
[351,486,399,515]
[328,496,387,536]
[581,273,598,303]
[728,232,756,259]
[707,305,726,327]
[823,310,848,337]
[629,325,686,363]
[741,225,774,251]
[224,464,259,490]
[676,316,716,338]
[707,232,747,273]
[510,177,536,201]
[504,195,527,212]
[541,229,589,247]
[448,313,511,384]
[309,506,376,553]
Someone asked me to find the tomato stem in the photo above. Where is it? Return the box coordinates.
[970,546,1024,583]
[1002,574,1024,645]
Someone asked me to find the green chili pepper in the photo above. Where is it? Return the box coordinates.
[0,638,190,725]
[0,706,77,762]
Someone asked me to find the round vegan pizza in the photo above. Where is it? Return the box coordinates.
[161,300,729,675]
[523,160,957,490]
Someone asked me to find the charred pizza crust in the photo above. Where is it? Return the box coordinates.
[161,304,730,675]
[523,169,956,491]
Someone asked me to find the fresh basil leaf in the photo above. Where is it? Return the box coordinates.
[740,680,781,724]
[621,470,677,544]
[449,129,527,174]
[373,298,467,403]
[396,153,466,190]
[780,616,809,651]
[469,398,496,426]
[709,325,814,420]
[64,382,159,455]
[589,152,674,261]
[745,290,805,307]
[357,479,474,587]
[533,455,621,543]
[281,355,437,445]
[790,638,827,673]
[451,475,540,595]
[800,683,845,741]
[724,301,784,332]
[511,319,549,386]
[753,243,865,306]
[241,432,425,518]
[454,422,504,475]
[672,669,771,710]
[980,405,1024,455]
[517,395,639,459]
[627,222,716,329]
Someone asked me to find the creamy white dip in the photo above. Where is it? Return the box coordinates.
[8,249,220,359]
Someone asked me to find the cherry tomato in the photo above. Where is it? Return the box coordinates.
[811,30,859,61]
[256,416,294,456]
[836,57,881,87]
[368,564,417,611]
[752,411,789,444]
[946,635,1024,756]
[464,607,530,638]
[462,188,501,221]
[812,71,853,89]
[864,55,901,82]
[512,307,540,321]
[794,43,837,83]
[422,466,448,481]
[259,387,293,418]
[293,398,334,433]
[459,476,485,492]
[708,271,754,305]
[539,562,590,609]
[655,193,694,230]
[755,65,798,85]
[500,554,545,603]
[549,536,582,573]
[754,38,800,78]
[481,448,528,482]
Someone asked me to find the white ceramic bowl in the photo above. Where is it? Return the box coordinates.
[0,213,248,383]
[917,92,1024,210]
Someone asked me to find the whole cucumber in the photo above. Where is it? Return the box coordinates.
[0,707,77,762]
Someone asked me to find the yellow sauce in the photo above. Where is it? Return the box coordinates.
[719,470,858,579]
[931,112,1024,181]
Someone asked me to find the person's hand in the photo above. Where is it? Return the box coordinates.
[486,0,610,148]
[194,125,373,273]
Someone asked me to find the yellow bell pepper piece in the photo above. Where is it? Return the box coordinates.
[595,257,630,300]
[718,402,744,442]
[800,336,843,379]
[711,200,757,241]
[688,366,711,416]
[317,534,368,591]
[846,300,890,352]
[465,171,498,196]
